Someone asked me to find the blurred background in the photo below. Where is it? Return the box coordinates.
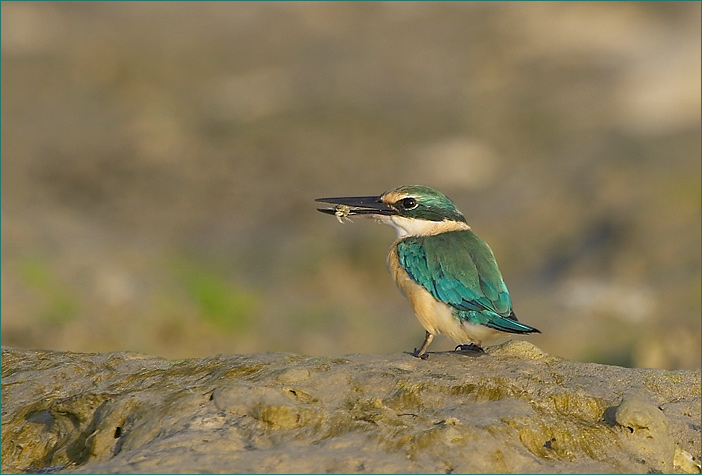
[2,2,700,369]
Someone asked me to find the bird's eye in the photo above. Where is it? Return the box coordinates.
[400,197,418,210]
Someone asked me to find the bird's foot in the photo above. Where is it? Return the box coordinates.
[454,343,484,354]
[411,331,433,359]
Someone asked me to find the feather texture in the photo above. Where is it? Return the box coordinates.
[396,230,539,334]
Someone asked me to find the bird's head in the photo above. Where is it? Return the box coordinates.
[316,185,469,238]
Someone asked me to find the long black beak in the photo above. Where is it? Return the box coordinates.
[315,195,396,217]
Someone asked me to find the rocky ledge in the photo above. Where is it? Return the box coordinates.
[1,342,700,474]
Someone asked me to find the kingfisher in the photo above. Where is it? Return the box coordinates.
[316,184,540,359]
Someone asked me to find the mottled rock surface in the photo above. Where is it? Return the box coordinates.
[1,342,700,474]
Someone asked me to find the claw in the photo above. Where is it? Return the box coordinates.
[454,343,484,354]
[411,331,434,360]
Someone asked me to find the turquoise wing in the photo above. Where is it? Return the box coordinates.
[397,231,537,333]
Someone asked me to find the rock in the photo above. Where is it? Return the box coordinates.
[1,342,700,474]
[611,396,676,473]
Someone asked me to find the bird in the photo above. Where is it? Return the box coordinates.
[316,184,540,359]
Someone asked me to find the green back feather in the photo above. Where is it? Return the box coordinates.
[397,230,538,334]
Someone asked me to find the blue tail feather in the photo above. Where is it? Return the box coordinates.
[486,316,540,334]
[458,309,540,334]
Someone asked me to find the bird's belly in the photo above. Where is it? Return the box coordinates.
[408,286,504,345]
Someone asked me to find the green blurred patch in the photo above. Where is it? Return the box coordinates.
[18,256,79,324]
[168,255,260,333]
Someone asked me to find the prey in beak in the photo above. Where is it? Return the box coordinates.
[316,195,395,223]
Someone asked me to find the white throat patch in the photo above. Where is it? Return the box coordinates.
[373,215,470,238]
